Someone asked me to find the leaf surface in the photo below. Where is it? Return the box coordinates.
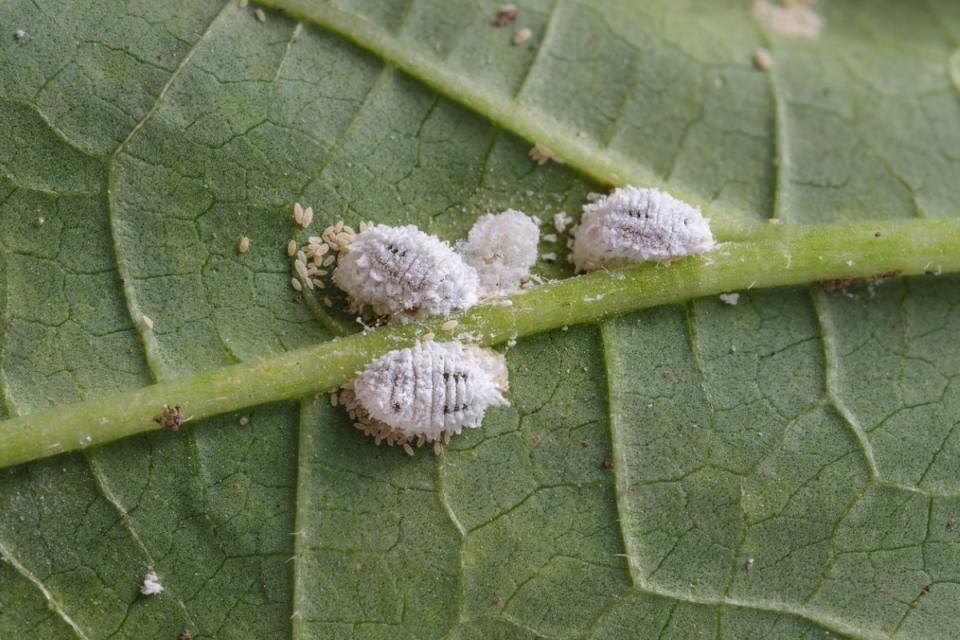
[1,1,960,639]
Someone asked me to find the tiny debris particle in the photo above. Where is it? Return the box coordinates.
[142,314,154,330]
[287,239,297,256]
[602,455,613,469]
[140,571,164,596]
[239,416,249,426]
[513,27,532,45]
[440,319,459,332]
[178,631,193,640]
[541,252,557,262]
[238,236,251,254]
[753,0,823,39]
[14,29,27,41]
[553,211,572,233]
[153,405,184,431]
[254,8,266,22]
[543,233,558,243]
[528,142,556,165]
[34,216,45,227]
[753,47,773,71]
[948,516,957,533]
[745,558,755,572]
[491,4,519,27]
[719,293,740,306]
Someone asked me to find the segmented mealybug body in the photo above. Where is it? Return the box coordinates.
[353,341,509,440]
[572,187,715,272]
[334,224,479,319]
[459,209,539,296]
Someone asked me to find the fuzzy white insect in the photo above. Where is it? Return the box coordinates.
[334,224,479,319]
[352,341,509,441]
[571,186,715,272]
[459,209,539,297]
[140,572,164,596]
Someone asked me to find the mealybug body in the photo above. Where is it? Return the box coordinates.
[571,186,715,272]
[459,209,539,296]
[352,341,509,441]
[334,224,479,319]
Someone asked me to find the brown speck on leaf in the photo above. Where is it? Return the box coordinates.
[153,405,184,431]
[491,4,518,27]
[948,516,957,532]
[910,584,933,609]
[874,231,882,237]
[178,631,193,640]
[822,271,900,293]
[492,595,503,605]
[581,440,590,448]
[602,455,613,469]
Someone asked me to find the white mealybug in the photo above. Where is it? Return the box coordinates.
[351,341,509,442]
[140,571,164,596]
[334,224,479,319]
[571,186,715,272]
[458,209,539,297]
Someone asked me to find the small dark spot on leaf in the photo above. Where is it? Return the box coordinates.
[178,631,193,640]
[153,404,184,431]
[821,271,900,293]
[874,231,881,237]
[602,455,613,469]
[490,4,518,27]
[581,440,590,448]
[948,516,957,533]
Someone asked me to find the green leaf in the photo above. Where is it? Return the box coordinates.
[1,1,960,639]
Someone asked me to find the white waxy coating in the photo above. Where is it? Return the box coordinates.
[571,186,715,272]
[459,209,539,296]
[353,341,509,440]
[334,224,479,319]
